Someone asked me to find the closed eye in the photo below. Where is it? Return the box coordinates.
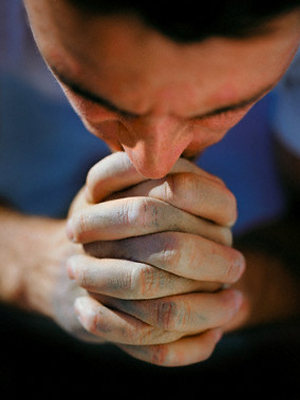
[194,102,254,121]
[192,103,254,130]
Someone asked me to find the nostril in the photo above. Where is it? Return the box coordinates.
[115,115,194,178]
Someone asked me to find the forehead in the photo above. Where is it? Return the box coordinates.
[25,0,300,114]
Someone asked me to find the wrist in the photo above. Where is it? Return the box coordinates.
[22,217,74,318]
[0,207,72,318]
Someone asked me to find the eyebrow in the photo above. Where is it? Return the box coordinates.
[51,66,275,119]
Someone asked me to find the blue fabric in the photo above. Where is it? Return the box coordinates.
[0,73,110,217]
[197,93,287,236]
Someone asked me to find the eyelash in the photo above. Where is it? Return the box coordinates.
[81,95,138,119]
[196,107,241,121]
[199,103,252,121]
[75,89,251,126]
[193,104,253,130]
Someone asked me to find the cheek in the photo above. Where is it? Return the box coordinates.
[64,92,122,149]
[83,117,123,151]
[64,91,113,122]
[188,127,227,152]
[188,106,253,151]
[193,106,252,132]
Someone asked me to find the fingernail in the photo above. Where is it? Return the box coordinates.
[66,259,76,280]
[236,253,246,277]
[66,219,76,243]
[74,297,85,318]
[230,253,246,283]
[213,328,223,342]
[84,185,93,203]
[233,290,244,311]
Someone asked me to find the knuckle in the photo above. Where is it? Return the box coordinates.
[161,233,181,266]
[149,344,170,366]
[156,299,188,331]
[118,267,135,293]
[130,264,158,298]
[125,197,158,229]
[159,175,176,203]
[137,326,160,345]
[133,324,178,346]
[163,173,198,207]
[148,342,191,367]
[165,172,237,228]
[157,299,177,329]
[168,173,195,201]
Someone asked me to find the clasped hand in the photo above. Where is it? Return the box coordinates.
[66,152,246,366]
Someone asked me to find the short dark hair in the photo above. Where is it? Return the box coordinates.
[66,0,300,42]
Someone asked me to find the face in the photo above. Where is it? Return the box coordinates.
[24,0,300,178]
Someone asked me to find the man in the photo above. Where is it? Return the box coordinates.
[1,0,300,372]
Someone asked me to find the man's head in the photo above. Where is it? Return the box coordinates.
[67,0,300,42]
[24,0,300,178]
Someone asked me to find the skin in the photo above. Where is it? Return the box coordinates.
[24,0,300,178]
[4,0,298,365]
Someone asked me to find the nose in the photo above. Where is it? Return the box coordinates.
[118,115,192,179]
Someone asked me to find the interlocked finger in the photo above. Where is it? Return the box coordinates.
[95,289,243,334]
[86,151,225,203]
[84,232,245,285]
[107,172,237,227]
[119,329,223,367]
[67,254,221,300]
[68,196,232,246]
[74,296,183,345]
